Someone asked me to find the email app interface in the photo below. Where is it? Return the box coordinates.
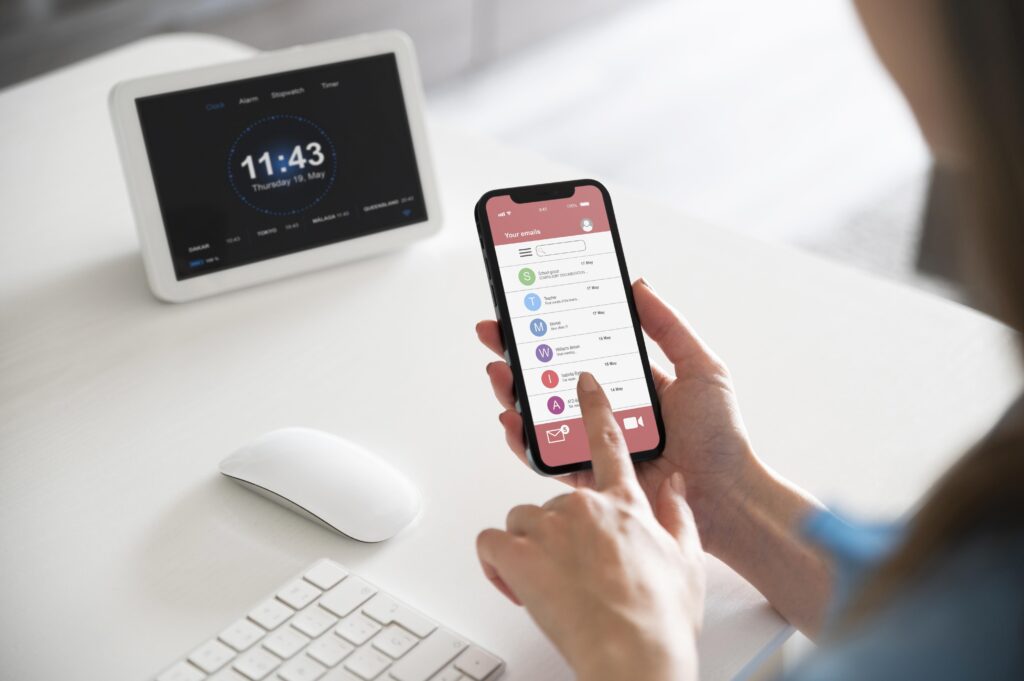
[487,185,659,467]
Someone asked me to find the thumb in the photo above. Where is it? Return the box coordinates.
[654,472,691,540]
[633,279,717,373]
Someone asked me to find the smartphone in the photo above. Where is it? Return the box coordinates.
[474,179,664,475]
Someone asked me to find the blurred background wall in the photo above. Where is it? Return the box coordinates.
[0,0,630,87]
[0,0,958,301]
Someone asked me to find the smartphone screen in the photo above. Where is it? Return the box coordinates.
[477,181,663,474]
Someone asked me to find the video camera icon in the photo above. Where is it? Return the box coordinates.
[622,416,645,430]
[546,424,570,444]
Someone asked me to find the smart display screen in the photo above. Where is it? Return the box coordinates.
[136,53,425,280]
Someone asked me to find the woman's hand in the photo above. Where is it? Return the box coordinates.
[476,278,757,553]
[478,278,833,635]
[477,372,705,681]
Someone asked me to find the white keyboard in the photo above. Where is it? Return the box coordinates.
[156,559,505,681]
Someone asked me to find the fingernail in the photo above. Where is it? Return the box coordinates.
[638,277,655,291]
[578,372,599,393]
[671,472,686,495]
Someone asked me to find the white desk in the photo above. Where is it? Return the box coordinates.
[1,35,1020,681]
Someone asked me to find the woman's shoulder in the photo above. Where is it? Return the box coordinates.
[789,526,1024,681]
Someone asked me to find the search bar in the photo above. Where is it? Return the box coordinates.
[536,240,586,257]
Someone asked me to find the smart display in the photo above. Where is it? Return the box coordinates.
[135,53,425,280]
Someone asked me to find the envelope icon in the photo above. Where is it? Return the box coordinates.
[546,424,570,444]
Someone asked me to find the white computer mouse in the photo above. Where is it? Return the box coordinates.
[219,427,420,542]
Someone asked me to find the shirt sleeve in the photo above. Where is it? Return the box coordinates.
[785,514,1024,681]
[799,508,903,627]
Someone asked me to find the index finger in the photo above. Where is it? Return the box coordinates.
[576,372,640,493]
[475,320,505,358]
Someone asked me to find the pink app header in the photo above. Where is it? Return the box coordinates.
[486,185,609,246]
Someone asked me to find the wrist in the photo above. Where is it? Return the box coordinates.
[684,452,831,635]
[696,453,825,568]
[680,444,760,556]
[574,628,698,681]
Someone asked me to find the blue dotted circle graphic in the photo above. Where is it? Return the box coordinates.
[226,114,338,216]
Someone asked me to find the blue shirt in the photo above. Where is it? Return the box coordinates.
[784,509,1024,680]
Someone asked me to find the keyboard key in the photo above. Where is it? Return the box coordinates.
[343,647,391,680]
[361,594,436,637]
[233,647,281,681]
[157,660,204,681]
[389,629,467,681]
[220,618,265,652]
[292,605,338,637]
[304,561,348,590]
[371,624,417,658]
[279,654,327,681]
[320,668,363,681]
[319,577,377,618]
[149,560,503,681]
[248,598,293,630]
[278,579,321,609]
[335,612,381,646]
[431,668,464,681]
[263,625,310,659]
[306,632,355,667]
[454,646,502,680]
[188,639,235,673]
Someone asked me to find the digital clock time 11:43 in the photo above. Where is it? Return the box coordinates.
[239,142,326,180]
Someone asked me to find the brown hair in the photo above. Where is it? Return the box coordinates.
[843,0,1024,624]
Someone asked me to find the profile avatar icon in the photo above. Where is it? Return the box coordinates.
[529,318,548,337]
[547,396,565,415]
[524,292,542,311]
[580,218,594,232]
[535,344,554,362]
[518,268,536,286]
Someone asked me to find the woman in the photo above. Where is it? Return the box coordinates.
[473,1,1024,679]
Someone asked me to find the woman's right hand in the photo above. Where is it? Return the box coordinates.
[479,278,833,634]
[476,278,758,553]
[478,372,705,681]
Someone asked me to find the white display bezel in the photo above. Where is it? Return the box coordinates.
[109,31,441,302]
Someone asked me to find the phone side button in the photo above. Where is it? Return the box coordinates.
[514,399,521,413]
[503,350,511,363]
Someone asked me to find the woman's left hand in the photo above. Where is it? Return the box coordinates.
[476,372,706,681]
